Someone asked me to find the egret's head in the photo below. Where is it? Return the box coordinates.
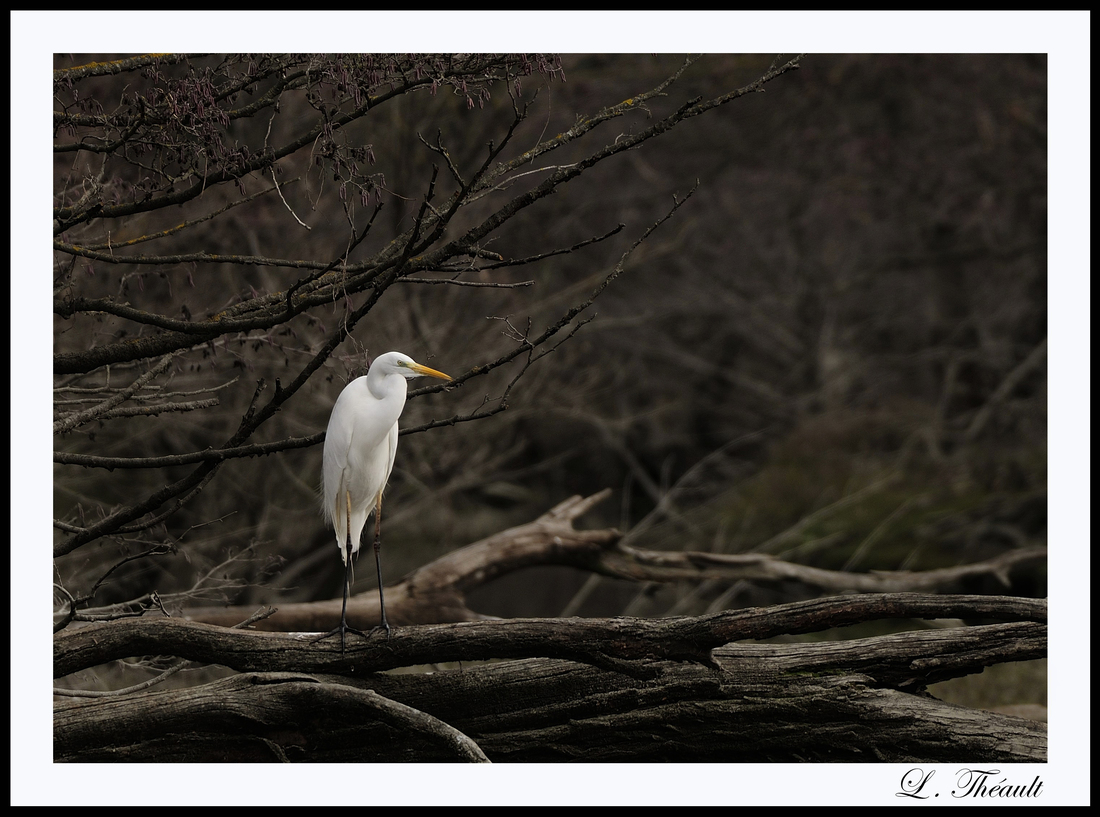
[376,351,452,381]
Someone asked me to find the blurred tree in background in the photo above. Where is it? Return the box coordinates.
[53,53,1045,633]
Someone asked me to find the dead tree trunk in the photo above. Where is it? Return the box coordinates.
[54,594,1046,762]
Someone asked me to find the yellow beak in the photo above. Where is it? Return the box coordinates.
[408,361,451,381]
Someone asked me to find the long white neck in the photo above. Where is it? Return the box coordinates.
[367,364,409,404]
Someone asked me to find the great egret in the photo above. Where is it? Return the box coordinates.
[317,351,451,651]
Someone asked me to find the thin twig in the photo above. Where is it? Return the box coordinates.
[53,351,181,435]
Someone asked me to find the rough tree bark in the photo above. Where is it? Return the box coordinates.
[55,589,1046,762]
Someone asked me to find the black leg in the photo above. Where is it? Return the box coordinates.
[374,494,392,637]
[312,491,367,652]
[311,552,368,652]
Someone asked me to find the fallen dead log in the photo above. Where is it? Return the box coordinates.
[54,593,1046,762]
[179,491,1047,630]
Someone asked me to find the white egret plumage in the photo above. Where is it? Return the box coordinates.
[316,351,451,651]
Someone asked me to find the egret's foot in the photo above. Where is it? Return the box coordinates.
[372,621,393,639]
[311,621,369,653]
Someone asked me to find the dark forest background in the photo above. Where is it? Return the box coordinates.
[51,53,1048,630]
